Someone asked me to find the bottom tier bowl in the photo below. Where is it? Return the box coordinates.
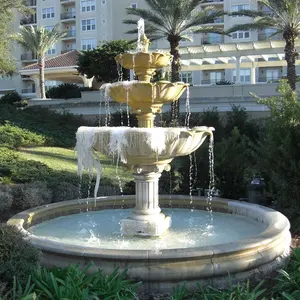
[8,196,291,294]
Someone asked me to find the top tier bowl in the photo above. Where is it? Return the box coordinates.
[115,52,172,82]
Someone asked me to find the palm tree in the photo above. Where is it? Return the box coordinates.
[227,0,300,90]
[123,0,226,123]
[16,24,66,98]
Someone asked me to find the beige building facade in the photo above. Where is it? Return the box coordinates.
[0,0,298,98]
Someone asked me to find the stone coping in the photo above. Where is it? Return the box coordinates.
[8,195,290,261]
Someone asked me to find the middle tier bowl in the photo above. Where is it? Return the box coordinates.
[77,126,214,166]
[108,81,188,113]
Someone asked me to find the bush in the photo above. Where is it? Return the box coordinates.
[52,181,79,202]
[215,80,234,85]
[0,104,87,148]
[0,123,45,148]
[0,225,40,291]
[0,185,13,212]
[12,181,52,210]
[46,83,81,99]
[0,91,22,106]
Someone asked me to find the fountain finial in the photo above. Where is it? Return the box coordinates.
[137,18,150,52]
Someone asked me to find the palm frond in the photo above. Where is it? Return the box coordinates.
[226,22,272,34]
[229,9,268,18]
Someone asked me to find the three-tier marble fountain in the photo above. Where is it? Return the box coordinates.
[8,19,291,294]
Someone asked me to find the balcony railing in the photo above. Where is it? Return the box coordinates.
[21,52,37,61]
[21,88,36,94]
[258,76,281,83]
[61,0,75,2]
[25,0,36,6]
[203,0,224,3]
[20,15,37,25]
[201,36,224,44]
[258,32,281,41]
[60,12,76,20]
[61,49,76,54]
[201,79,224,85]
[63,30,76,38]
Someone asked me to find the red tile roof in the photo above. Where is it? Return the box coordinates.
[22,50,80,70]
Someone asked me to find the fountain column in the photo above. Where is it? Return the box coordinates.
[121,164,171,236]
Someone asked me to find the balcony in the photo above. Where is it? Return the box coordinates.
[61,49,76,54]
[258,32,281,41]
[21,88,36,94]
[25,0,36,6]
[201,36,224,45]
[201,79,225,85]
[202,0,223,3]
[60,0,76,3]
[20,15,37,25]
[60,12,76,20]
[258,76,281,83]
[62,30,76,39]
[21,52,37,61]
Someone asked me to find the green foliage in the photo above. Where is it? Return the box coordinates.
[15,264,139,300]
[52,181,79,202]
[0,91,22,106]
[77,40,134,83]
[215,80,234,85]
[0,123,45,148]
[46,83,95,99]
[0,185,13,212]
[46,83,81,99]
[253,81,300,227]
[0,104,87,148]
[0,225,40,292]
[171,283,188,300]
[12,181,52,210]
[194,280,266,299]
[272,248,300,299]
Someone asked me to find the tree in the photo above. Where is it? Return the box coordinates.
[77,40,134,83]
[226,0,300,90]
[123,0,226,123]
[0,0,30,75]
[15,24,66,99]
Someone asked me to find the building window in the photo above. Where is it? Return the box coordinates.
[180,72,193,84]
[44,25,54,31]
[130,3,137,9]
[47,44,56,55]
[232,69,251,83]
[42,7,54,19]
[81,0,96,12]
[81,19,96,31]
[210,71,222,84]
[231,4,250,17]
[82,38,97,50]
[232,30,250,40]
[266,69,280,80]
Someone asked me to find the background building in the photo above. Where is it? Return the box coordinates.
[0,0,296,97]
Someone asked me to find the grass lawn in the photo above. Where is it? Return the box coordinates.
[17,147,132,184]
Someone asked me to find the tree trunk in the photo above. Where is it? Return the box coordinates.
[168,35,181,126]
[283,31,297,90]
[38,56,46,99]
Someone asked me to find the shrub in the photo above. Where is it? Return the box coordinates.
[46,83,81,99]
[0,123,45,148]
[0,225,40,291]
[0,185,13,212]
[12,181,52,210]
[29,264,139,299]
[215,80,234,85]
[0,91,21,106]
[52,181,79,202]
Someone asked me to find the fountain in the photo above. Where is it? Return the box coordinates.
[8,19,291,294]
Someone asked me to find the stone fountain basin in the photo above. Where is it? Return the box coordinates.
[77,126,213,166]
[115,51,172,72]
[109,81,188,112]
[7,196,290,294]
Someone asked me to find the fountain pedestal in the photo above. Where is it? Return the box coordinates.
[121,166,171,236]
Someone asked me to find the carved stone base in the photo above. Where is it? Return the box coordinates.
[121,212,171,237]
